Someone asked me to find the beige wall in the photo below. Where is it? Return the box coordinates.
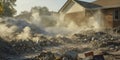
[59,2,86,26]
[66,3,85,14]
[59,2,105,32]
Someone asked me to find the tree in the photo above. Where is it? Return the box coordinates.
[0,0,17,17]
[40,7,50,15]
[31,6,51,15]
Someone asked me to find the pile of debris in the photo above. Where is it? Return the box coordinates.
[0,38,17,60]
[10,39,62,54]
[25,50,120,60]
[0,32,120,60]
[70,32,120,51]
[25,49,78,60]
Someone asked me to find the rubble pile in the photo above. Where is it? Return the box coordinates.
[25,49,78,60]
[26,52,56,60]
[25,49,120,60]
[70,32,120,50]
[0,38,17,60]
[11,40,42,54]
[0,32,120,60]
[10,39,62,54]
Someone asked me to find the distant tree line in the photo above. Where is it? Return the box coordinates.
[16,6,52,20]
[0,0,16,17]
[31,6,51,15]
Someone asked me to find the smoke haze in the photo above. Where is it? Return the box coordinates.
[0,6,104,41]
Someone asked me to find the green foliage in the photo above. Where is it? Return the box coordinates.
[0,0,17,17]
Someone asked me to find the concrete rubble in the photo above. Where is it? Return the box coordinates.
[0,32,120,60]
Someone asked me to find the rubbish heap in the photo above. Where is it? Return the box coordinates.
[0,32,120,60]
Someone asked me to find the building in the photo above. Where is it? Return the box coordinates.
[59,0,120,31]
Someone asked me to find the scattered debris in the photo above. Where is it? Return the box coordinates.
[0,32,120,60]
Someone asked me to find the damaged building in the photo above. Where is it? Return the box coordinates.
[59,0,120,32]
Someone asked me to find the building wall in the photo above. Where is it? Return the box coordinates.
[113,8,120,28]
[59,2,86,27]
[64,11,86,26]
[63,9,104,31]
[59,1,106,31]
[59,0,120,33]
[62,2,87,28]
[102,8,113,29]
[102,8,120,29]
[66,3,85,13]
[59,2,106,31]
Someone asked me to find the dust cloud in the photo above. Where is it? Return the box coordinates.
[0,6,104,41]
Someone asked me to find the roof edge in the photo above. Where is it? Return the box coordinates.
[58,0,75,13]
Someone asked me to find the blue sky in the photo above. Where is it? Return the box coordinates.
[15,0,95,15]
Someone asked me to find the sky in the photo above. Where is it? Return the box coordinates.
[15,0,95,15]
